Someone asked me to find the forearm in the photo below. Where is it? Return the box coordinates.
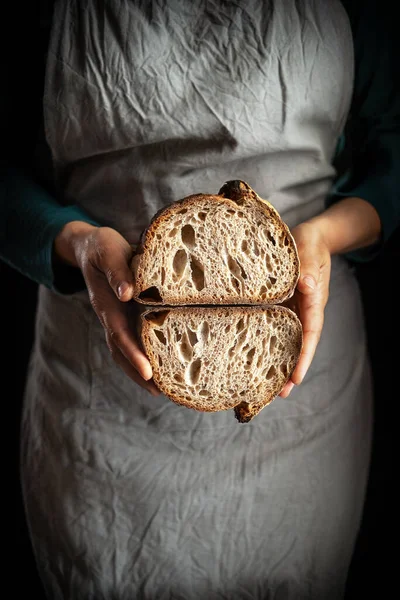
[308,197,381,256]
[0,164,100,290]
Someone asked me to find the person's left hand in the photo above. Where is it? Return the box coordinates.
[279,221,331,398]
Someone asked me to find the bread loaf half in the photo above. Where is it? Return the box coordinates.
[140,305,302,423]
[132,180,300,306]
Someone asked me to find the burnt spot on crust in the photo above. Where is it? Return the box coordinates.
[218,180,251,205]
[234,401,254,423]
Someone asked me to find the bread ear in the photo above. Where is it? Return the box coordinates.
[218,179,285,218]
[218,180,249,204]
[234,401,257,423]
[218,179,300,293]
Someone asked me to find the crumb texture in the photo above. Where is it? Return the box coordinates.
[141,306,302,418]
[134,192,299,305]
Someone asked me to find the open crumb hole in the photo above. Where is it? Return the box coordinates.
[181,224,196,249]
[188,358,202,385]
[173,249,188,278]
[269,336,277,353]
[179,333,194,362]
[145,310,170,326]
[236,318,245,333]
[186,327,198,347]
[199,321,209,341]
[139,287,162,302]
[154,329,167,345]
[189,255,205,291]
[280,363,288,376]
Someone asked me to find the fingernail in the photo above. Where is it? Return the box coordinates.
[118,281,130,299]
[303,276,316,290]
[286,382,295,395]
[294,372,305,385]
[280,382,295,398]
[142,366,153,381]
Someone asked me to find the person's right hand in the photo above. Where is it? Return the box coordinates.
[54,221,160,396]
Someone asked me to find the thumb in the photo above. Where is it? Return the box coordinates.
[92,228,135,301]
[296,261,320,295]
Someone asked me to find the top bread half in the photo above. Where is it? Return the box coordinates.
[132,180,300,306]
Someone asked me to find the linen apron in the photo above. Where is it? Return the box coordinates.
[21,1,373,598]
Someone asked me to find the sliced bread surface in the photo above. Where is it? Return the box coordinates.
[132,180,299,306]
[141,305,302,422]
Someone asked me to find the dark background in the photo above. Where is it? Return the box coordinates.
[7,1,399,598]
[8,231,400,598]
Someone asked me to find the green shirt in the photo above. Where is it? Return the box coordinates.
[1,0,399,292]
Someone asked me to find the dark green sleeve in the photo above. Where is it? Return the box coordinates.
[0,2,99,293]
[329,0,400,260]
[0,164,99,291]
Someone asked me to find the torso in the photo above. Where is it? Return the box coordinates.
[44,0,354,240]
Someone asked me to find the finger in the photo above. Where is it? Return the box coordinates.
[291,297,324,385]
[296,259,321,296]
[105,322,153,381]
[108,341,161,396]
[279,381,295,398]
[92,228,135,302]
[87,268,153,381]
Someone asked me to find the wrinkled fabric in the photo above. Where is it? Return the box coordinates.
[21,1,372,599]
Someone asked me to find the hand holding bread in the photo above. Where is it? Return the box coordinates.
[55,181,334,420]
[279,221,331,398]
[54,180,335,420]
[54,222,159,396]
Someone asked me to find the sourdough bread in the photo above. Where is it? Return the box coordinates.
[141,306,302,423]
[134,181,302,422]
[132,180,300,306]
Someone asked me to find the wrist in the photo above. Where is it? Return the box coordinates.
[54,221,98,268]
[305,214,340,256]
[306,197,381,256]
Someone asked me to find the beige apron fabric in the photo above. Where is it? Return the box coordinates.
[22,2,373,598]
